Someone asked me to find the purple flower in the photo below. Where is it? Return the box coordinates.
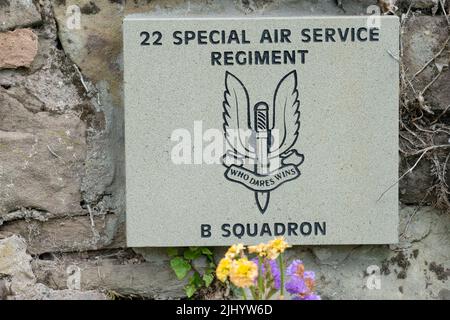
[304,294,321,300]
[304,271,315,281]
[268,260,281,289]
[292,294,321,300]
[286,260,320,300]
[251,258,281,289]
[285,275,307,295]
[286,259,304,277]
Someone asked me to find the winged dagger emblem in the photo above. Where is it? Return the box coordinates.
[222,70,305,214]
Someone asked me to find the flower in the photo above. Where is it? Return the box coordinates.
[266,250,279,260]
[267,260,281,289]
[269,238,290,252]
[225,243,245,260]
[285,263,319,300]
[286,259,304,278]
[266,238,290,259]
[293,294,321,300]
[248,243,268,257]
[304,271,315,280]
[251,258,281,289]
[229,258,258,288]
[216,258,232,282]
[285,275,307,295]
[217,239,320,300]
[304,271,316,292]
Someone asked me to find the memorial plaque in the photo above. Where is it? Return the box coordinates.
[124,16,399,246]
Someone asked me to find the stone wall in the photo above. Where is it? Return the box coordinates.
[0,0,449,299]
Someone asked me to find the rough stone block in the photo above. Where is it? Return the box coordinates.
[0,0,42,31]
[0,28,38,69]
[53,0,126,103]
[1,214,124,255]
[32,251,187,299]
[0,233,35,294]
[8,283,108,300]
[402,15,450,111]
[0,87,86,216]
[0,232,107,299]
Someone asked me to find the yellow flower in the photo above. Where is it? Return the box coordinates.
[248,243,268,257]
[266,248,280,260]
[266,237,290,259]
[225,243,245,259]
[269,237,290,252]
[216,258,232,282]
[229,258,258,288]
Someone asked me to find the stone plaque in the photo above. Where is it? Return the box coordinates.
[124,16,399,246]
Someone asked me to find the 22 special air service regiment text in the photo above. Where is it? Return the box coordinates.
[138,27,381,66]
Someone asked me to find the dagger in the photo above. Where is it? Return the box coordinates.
[254,102,270,214]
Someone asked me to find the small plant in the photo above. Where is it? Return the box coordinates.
[216,238,320,300]
[168,247,216,298]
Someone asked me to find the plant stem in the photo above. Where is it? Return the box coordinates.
[249,287,258,300]
[278,254,285,298]
[258,256,264,300]
[241,288,247,300]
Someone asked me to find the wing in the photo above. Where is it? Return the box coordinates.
[269,70,300,156]
[223,71,255,158]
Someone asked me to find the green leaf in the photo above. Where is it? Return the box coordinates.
[205,267,215,274]
[185,284,197,298]
[170,257,191,280]
[190,271,203,287]
[184,248,202,260]
[167,247,178,257]
[201,248,213,256]
[203,273,214,287]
